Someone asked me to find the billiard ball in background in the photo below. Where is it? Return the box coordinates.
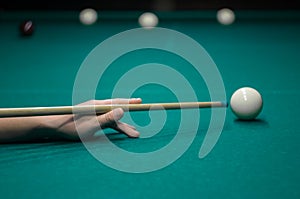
[230,87,263,120]
[217,8,235,25]
[19,20,34,36]
[79,8,98,25]
[138,12,159,29]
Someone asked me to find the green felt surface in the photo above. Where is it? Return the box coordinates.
[0,10,300,199]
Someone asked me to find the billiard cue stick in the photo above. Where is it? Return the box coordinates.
[0,101,227,118]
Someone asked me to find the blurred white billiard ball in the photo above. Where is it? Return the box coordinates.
[217,8,235,25]
[79,8,98,25]
[138,12,159,29]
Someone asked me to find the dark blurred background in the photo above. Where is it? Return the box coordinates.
[1,0,300,10]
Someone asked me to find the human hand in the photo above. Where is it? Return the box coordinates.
[42,98,142,140]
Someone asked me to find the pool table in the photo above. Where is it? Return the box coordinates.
[0,10,300,199]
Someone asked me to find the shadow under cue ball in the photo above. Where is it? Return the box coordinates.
[230,87,263,120]
[19,20,34,36]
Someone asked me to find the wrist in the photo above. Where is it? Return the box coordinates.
[33,116,61,139]
[37,115,80,141]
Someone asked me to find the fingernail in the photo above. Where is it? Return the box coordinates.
[130,130,140,138]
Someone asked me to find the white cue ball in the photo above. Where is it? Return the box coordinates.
[230,87,263,120]
[79,8,98,25]
[138,12,159,29]
[217,8,235,25]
